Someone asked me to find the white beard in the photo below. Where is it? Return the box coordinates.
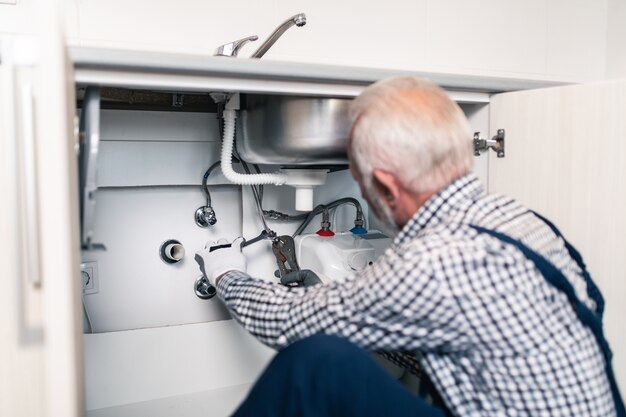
[364,182,400,237]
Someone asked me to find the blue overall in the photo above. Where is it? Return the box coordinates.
[470,212,625,417]
[231,213,624,417]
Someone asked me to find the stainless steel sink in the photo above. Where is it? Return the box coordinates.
[236,95,352,166]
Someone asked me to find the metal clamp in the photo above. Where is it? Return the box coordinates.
[473,129,505,158]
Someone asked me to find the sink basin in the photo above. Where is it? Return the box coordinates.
[236,95,352,166]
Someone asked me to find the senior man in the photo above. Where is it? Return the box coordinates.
[196,77,624,417]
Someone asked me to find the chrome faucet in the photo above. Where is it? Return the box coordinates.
[214,13,306,58]
[215,35,259,57]
[251,13,306,58]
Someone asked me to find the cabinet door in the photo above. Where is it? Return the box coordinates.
[489,80,626,388]
[0,4,83,417]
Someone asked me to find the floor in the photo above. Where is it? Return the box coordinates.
[86,383,252,417]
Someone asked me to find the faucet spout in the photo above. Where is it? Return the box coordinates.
[251,13,306,58]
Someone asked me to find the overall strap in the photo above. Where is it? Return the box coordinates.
[531,210,605,317]
[470,225,625,417]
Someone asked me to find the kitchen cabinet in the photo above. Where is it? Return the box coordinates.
[0,16,83,417]
[2,30,624,417]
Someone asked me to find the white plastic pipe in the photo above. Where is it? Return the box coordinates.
[220,109,287,185]
[164,243,185,262]
[295,187,314,211]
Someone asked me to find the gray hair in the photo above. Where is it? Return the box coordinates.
[349,76,473,194]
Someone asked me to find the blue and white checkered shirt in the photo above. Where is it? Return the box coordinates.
[217,174,615,416]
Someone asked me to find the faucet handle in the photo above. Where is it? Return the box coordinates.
[215,35,259,57]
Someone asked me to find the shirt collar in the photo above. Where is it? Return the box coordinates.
[394,173,485,246]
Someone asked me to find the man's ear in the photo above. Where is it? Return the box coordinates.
[372,169,402,207]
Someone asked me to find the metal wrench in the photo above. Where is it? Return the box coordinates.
[271,235,300,278]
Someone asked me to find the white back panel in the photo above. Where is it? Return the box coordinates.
[83,186,241,332]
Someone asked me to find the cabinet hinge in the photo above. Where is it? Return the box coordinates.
[473,129,505,158]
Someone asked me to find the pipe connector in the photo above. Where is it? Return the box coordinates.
[350,212,367,235]
[282,169,328,211]
[195,206,217,227]
[160,239,185,264]
[316,208,335,237]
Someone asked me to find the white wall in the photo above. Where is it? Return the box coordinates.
[606,0,626,78]
[0,0,612,82]
[0,0,78,37]
[74,0,610,82]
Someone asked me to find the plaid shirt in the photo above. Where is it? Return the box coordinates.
[217,174,615,416]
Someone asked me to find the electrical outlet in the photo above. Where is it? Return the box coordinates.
[80,261,99,295]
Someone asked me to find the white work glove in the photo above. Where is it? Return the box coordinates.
[194,237,246,286]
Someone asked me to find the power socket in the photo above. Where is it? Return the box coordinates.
[80,261,99,295]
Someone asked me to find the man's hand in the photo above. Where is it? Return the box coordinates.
[194,237,246,286]
[280,269,322,287]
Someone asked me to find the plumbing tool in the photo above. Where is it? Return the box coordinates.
[271,235,300,278]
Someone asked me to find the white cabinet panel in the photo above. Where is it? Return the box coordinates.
[270,0,428,69]
[0,0,79,37]
[86,384,253,417]
[489,80,626,388]
[82,186,242,332]
[606,0,626,78]
[0,43,46,417]
[546,0,608,80]
[97,141,219,187]
[84,321,274,411]
[4,0,611,81]
[1,7,83,416]
[96,110,221,188]
[100,110,218,142]
[426,0,547,75]
[77,0,278,55]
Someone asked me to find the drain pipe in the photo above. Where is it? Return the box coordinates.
[220,108,287,186]
[219,95,327,211]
